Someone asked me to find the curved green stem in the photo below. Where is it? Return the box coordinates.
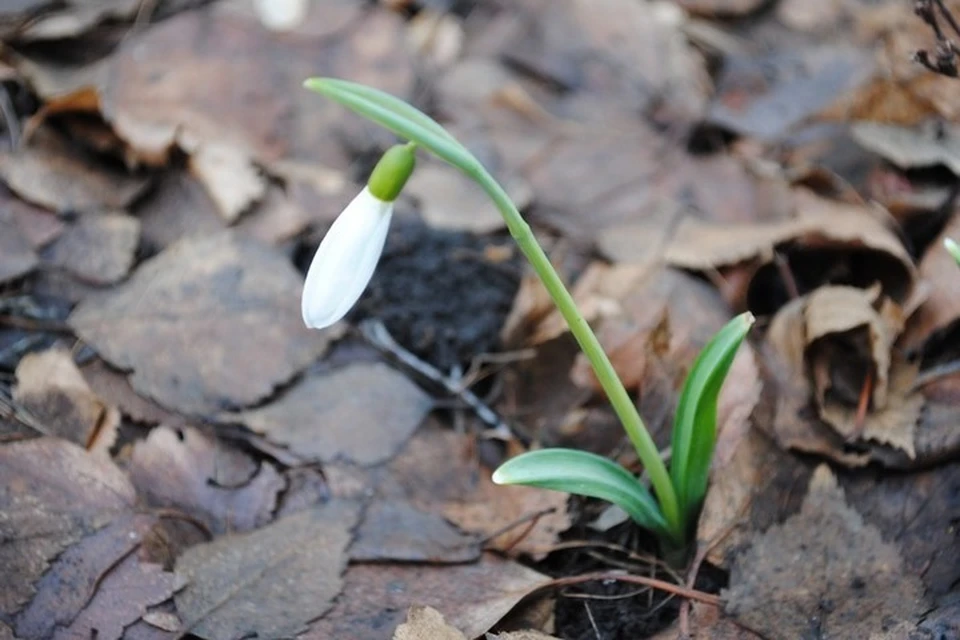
[469,168,681,538]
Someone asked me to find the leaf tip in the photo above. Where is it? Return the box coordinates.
[491,467,508,485]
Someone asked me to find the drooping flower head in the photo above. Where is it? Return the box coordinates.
[301,143,416,329]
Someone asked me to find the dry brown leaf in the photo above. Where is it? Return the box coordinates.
[488,632,561,640]
[902,213,960,349]
[43,212,140,285]
[174,501,360,640]
[406,10,465,69]
[304,555,551,640]
[0,437,139,619]
[186,141,267,222]
[724,466,927,637]
[129,426,285,536]
[231,362,432,466]
[0,213,38,284]
[98,2,412,173]
[804,286,920,458]
[393,606,466,640]
[80,358,173,425]
[667,188,915,306]
[708,46,874,140]
[382,421,568,560]
[0,129,149,213]
[15,514,165,640]
[9,0,140,41]
[851,121,960,176]
[69,232,329,415]
[49,553,181,640]
[351,500,480,564]
[568,267,731,397]
[441,473,571,561]
[405,162,530,233]
[13,347,119,454]
[842,459,960,600]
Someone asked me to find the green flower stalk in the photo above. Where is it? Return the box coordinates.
[302,77,754,550]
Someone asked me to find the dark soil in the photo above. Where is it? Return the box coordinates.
[534,516,728,639]
[349,220,521,372]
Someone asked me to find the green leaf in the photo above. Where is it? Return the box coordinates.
[945,238,960,267]
[492,448,669,536]
[303,78,479,175]
[670,312,755,526]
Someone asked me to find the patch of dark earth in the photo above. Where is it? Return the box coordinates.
[347,220,521,373]
[529,513,727,639]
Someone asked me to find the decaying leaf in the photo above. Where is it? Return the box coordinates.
[80,358,173,425]
[666,188,915,309]
[13,348,119,454]
[5,0,141,41]
[14,514,163,640]
[175,502,360,640]
[441,472,571,561]
[304,555,551,640]
[69,232,329,415]
[393,606,466,640]
[129,426,285,536]
[351,500,480,564]
[0,437,173,636]
[677,0,766,17]
[852,121,960,176]
[0,128,149,214]
[43,212,140,285]
[49,544,181,640]
[231,362,432,466]
[902,213,960,350]
[382,420,569,560]
[707,46,874,140]
[724,466,927,637]
[0,206,40,284]
[842,460,960,601]
[405,162,529,233]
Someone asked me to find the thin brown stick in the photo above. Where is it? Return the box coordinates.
[537,571,721,606]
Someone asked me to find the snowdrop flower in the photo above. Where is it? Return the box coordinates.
[301,143,416,329]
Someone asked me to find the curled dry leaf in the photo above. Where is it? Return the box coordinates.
[129,426,285,536]
[724,466,927,637]
[43,212,141,285]
[69,232,329,415]
[902,212,960,350]
[13,347,119,455]
[763,287,924,466]
[851,121,960,176]
[304,555,551,640]
[174,502,361,640]
[666,188,916,311]
[230,362,433,466]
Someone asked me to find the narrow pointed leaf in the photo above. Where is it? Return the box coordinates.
[492,448,669,535]
[945,238,960,267]
[670,312,755,525]
[303,78,479,176]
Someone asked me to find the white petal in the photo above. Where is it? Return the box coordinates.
[301,187,393,329]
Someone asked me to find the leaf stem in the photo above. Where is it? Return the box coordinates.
[468,168,682,540]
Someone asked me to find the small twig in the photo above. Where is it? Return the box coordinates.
[851,368,873,438]
[584,601,603,640]
[478,506,556,550]
[359,319,522,442]
[535,571,722,606]
[772,251,800,300]
[914,0,960,77]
